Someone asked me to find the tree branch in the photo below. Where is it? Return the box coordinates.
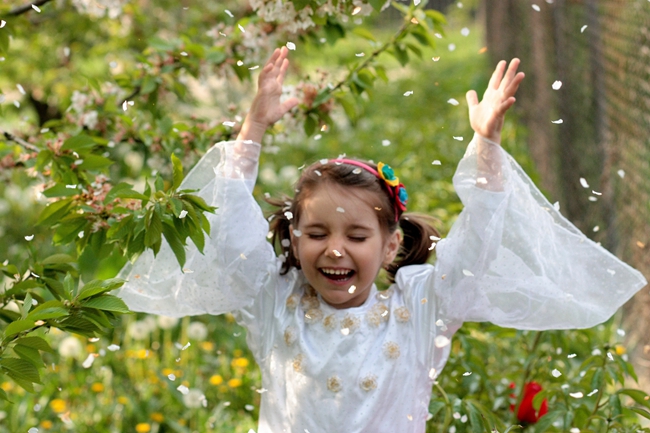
[2,131,39,152]
[5,0,54,17]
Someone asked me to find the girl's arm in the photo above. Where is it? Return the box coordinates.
[465,59,525,191]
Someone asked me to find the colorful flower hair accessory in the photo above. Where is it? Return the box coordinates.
[329,158,408,222]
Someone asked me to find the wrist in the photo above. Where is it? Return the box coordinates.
[237,117,268,143]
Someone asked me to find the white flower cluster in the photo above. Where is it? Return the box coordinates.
[69,90,99,130]
[249,0,381,33]
[71,0,125,19]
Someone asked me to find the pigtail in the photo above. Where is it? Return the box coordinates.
[264,195,299,275]
[385,212,440,282]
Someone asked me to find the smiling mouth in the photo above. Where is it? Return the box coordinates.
[319,268,355,282]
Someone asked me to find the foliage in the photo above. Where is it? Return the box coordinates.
[0,0,648,432]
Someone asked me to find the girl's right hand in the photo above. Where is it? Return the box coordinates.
[237,47,299,143]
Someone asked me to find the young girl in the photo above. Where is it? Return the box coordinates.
[118,47,647,432]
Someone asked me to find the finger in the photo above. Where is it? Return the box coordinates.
[280,97,300,115]
[488,60,507,89]
[503,71,525,97]
[465,90,479,107]
[275,46,289,68]
[499,58,521,91]
[496,96,516,116]
[267,48,281,67]
[277,58,290,84]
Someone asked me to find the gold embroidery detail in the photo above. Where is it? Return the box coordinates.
[304,308,324,324]
[340,314,360,335]
[327,375,342,392]
[359,375,377,392]
[394,306,411,323]
[293,354,304,373]
[375,287,394,301]
[323,314,338,332]
[384,341,400,360]
[286,294,300,311]
[284,326,297,346]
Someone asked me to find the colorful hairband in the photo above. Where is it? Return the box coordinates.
[330,158,408,222]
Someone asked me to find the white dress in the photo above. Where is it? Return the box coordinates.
[117,136,647,433]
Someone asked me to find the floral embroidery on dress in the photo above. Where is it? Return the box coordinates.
[394,306,411,323]
[340,314,360,335]
[327,375,342,392]
[359,375,378,392]
[301,291,320,311]
[366,302,389,327]
[323,314,338,332]
[375,287,394,301]
[383,341,400,360]
[304,308,324,324]
[284,326,297,346]
[293,354,305,373]
[286,294,300,311]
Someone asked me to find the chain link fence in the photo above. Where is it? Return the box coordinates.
[482,0,650,385]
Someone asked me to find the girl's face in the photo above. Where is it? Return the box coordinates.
[290,183,401,309]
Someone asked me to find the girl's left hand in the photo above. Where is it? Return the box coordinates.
[466,58,525,144]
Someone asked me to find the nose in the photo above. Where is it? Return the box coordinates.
[325,236,345,259]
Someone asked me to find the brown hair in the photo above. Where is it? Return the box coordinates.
[265,158,440,282]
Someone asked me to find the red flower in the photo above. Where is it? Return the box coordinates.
[509,382,548,424]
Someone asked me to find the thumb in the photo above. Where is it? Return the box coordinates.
[280,97,300,115]
[465,90,479,107]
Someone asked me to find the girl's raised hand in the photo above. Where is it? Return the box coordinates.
[465,58,525,144]
[237,47,299,143]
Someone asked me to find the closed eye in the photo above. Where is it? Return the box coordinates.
[307,233,326,240]
[349,236,367,242]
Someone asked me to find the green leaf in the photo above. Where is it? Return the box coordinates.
[630,407,650,420]
[144,208,163,249]
[107,214,134,240]
[428,400,446,420]
[76,278,125,301]
[81,295,130,313]
[352,27,377,42]
[534,408,565,433]
[304,114,317,136]
[77,154,114,170]
[37,198,73,226]
[41,254,76,265]
[0,26,9,54]
[618,389,650,409]
[13,345,43,368]
[140,75,158,95]
[182,194,215,213]
[162,222,186,267]
[13,336,54,353]
[61,134,96,151]
[171,153,184,190]
[104,182,148,203]
[0,387,10,402]
[3,319,36,338]
[0,357,41,384]
[42,183,80,198]
[26,300,68,321]
[369,0,388,11]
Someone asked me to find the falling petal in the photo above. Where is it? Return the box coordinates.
[179,210,188,218]
[286,42,296,50]
[122,101,128,111]
[460,27,470,36]
[617,169,625,178]
[348,285,356,294]
[404,90,413,96]
[551,119,563,124]
[453,136,463,141]
[532,4,540,11]
[552,80,562,90]
[336,207,345,213]
[168,373,176,380]
[225,9,233,17]
[579,177,589,188]
[462,269,474,277]
[333,249,342,257]
[0,20,5,28]
[432,160,441,165]
[567,353,576,358]
[82,354,96,368]
[581,25,588,33]
[107,344,120,351]
[17,84,26,95]
[25,235,34,241]
[448,43,456,51]
[462,371,472,376]
[432,56,440,62]
[551,368,562,377]
[382,139,391,146]
[238,24,245,32]
[32,4,41,12]
[177,384,189,394]
[292,229,302,237]
[237,60,244,66]
[593,226,599,232]
[587,389,598,397]
[434,335,450,348]
[553,201,560,211]
[570,392,584,398]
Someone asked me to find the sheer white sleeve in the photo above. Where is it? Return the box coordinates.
[116,140,279,317]
[434,134,647,330]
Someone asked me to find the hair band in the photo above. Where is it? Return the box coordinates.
[329,158,408,222]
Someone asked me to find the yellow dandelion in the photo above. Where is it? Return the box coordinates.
[117,396,129,405]
[135,423,151,433]
[231,357,249,368]
[227,378,242,388]
[615,345,626,356]
[162,368,174,377]
[150,412,164,423]
[209,374,223,386]
[91,383,104,392]
[86,344,96,353]
[174,369,184,378]
[0,382,13,392]
[49,398,67,413]
[39,420,53,429]
[200,341,215,352]
[136,349,148,359]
